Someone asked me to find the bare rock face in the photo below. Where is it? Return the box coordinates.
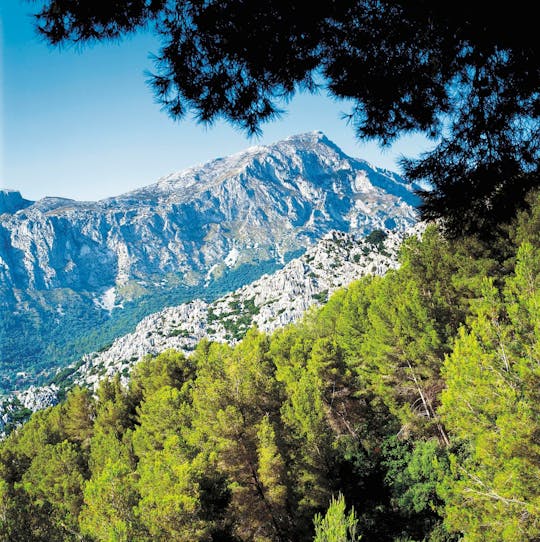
[1,132,420,391]
[73,225,421,386]
[0,223,424,429]
[0,190,32,215]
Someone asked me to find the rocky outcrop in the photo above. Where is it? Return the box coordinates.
[0,224,424,431]
[75,227,414,388]
[0,190,32,215]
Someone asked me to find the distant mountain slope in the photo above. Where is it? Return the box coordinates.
[1,131,419,391]
[1,224,422,427]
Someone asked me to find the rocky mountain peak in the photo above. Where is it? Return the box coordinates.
[0,190,32,215]
[1,132,419,392]
[130,131,399,203]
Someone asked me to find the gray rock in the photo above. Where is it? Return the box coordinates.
[1,131,420,389]
[0,223,425,432]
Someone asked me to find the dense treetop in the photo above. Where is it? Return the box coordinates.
[2,195,540,540]
[30,0,540,235]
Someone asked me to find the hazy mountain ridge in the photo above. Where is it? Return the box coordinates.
[1,131,419,390]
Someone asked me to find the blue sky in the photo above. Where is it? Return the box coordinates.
[2,2,433,202]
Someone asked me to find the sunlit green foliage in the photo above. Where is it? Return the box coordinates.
[440,242,540,541]
[313,494,360,542]
[1,199,539,540]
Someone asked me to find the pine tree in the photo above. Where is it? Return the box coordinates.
[313,494,360,542]
[440,243,540,540]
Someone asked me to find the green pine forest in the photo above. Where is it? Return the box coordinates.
[2,195,540,541]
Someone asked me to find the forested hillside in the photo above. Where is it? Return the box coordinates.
[1,195,539,541]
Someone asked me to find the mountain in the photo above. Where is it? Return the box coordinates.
[0,190,32,214]
[0,131,419,392]
[1,224,423,430]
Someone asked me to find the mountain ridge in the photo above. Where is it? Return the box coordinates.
[1,131,419,392]
[0,223,424,430]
